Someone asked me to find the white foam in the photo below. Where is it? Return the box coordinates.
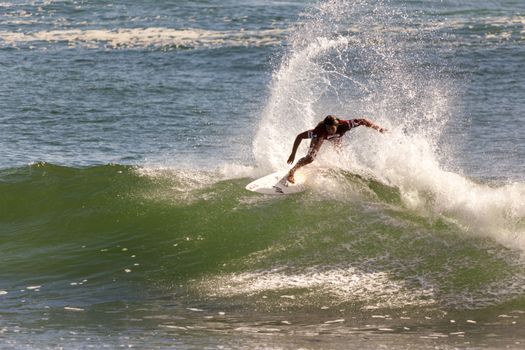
[443,15,525,31]
[134,163,261,205]
[64,307,85,312]
[136,163,257,190]
[0,27,287,49]
[198,266,436,309]
[353,131,525,252]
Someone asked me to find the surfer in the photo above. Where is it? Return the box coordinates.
[286,115,386,183]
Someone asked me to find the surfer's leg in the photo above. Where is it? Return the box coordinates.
[287,155,313,183]
[287,139,322,183]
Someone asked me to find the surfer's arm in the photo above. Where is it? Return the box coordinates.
[287,131,310,164]
[354,118,386,133]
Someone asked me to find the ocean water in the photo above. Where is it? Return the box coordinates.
[1,0,524,349]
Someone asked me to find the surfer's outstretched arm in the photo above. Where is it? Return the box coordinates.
[354,118,387,133]
[287,131,309,164]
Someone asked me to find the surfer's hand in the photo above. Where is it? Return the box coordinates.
[287,154,295,164]
[379,127,387,133]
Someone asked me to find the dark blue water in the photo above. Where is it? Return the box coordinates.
[0,0,301,168]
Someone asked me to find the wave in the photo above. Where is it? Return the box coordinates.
[0,162,524,312]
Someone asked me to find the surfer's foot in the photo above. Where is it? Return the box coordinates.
[287,172,295,184]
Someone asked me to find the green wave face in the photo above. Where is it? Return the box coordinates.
[1,163,523,315]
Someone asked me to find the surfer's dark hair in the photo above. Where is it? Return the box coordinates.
[323,115,339,126]
[315,115,339,131]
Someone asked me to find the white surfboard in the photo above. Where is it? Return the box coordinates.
[245,171,306,195]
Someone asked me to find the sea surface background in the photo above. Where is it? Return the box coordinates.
[1,0,524,349]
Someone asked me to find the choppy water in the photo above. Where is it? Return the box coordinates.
[1,0,525,349]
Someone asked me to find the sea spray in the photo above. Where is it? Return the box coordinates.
[254,0,450,169]
[253,0,525,254]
